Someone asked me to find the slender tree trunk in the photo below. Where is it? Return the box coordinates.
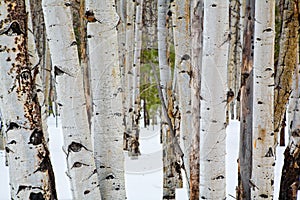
[0,0,57,199]
[251,1,275,199]
[29,0,51,142]
[200,1,229,199]
[42,0,102,199]
[86,0,126,199]
[131,0,143,158]
[228,0,242,122]
[171,0,192,187]
[123,0,136,154]
[190,0,202,199]
[157,0,179,199]
[237,0,255,199]
[116,0,128,150]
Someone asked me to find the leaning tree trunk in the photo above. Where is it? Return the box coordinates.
[189,0,203,199]
[86,0,126,199]
[0,0,57,199]
[251,0,275,199]
[200,1,229,199]
[237,0,255,199]
[42,0,102,199]
[274,0,299,148]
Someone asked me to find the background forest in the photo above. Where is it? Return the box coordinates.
[0,0,299,200]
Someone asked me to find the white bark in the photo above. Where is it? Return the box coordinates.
[124,0,135,153]
[157,0,171,98]
[86,0,126,199]
[200,1,229,199]
[0,1,56,199]
[131,0,143,157]
[158,0,177,199]
[171,0,192,187]
[251,0,275,199]
[42,0,101,199]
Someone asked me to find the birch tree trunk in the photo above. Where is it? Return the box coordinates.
[200,1,229,199]
[42,0,101,199]
[123,0,136,154]
[131,0,143,157]
[251,1,275,199]
[274,0,299,147]
[190,0,202,199]
[86,0,126,199]
[158,0,183,199]
[228,0,242,122]
[237,1,255,199]
[171,0,192,186]
[0,0,57,199]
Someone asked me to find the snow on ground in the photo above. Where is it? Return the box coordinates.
[0,117,296,199]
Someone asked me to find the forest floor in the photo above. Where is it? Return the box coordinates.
[0,117,297,199]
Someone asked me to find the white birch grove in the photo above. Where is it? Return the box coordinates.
[190,0,202,199]
[251,0,275,199]
[200,1,229,199]
[42,0,101,199]
[85,0,126,199]
[0,0,57,199]
[171,0,192,184]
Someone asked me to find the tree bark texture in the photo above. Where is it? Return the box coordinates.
[189,0,202,199]
[86,0,126,199]
[42,0,102,199]
[251,0,275,199]
[0,0,57,199]
[274,0,299,146]
[200,1,229,199]
[237,0,255,199]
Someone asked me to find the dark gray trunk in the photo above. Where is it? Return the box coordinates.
[237,0,255,199]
